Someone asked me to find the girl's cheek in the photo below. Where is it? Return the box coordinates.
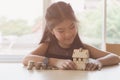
[56,33,64,39]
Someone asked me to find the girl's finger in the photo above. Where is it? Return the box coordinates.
[91,64,98,70]
[98,63,102,71]
[67,61,77,70]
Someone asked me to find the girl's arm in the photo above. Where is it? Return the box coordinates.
[22,43,49,66]
[22,43,76,70]
[84,44,120,66]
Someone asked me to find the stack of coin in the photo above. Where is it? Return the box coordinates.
[27,60,34,70]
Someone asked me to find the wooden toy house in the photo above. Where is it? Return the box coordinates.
[72,48,89,70]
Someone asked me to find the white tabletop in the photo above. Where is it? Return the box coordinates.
[0,63,120,80]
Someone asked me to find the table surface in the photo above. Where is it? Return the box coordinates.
[0,63,120,80]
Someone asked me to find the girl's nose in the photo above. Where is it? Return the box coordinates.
[65,31,72,39]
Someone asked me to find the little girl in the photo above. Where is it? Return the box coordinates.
[22,1,120,70]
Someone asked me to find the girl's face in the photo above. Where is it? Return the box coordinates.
[52,20,78,48]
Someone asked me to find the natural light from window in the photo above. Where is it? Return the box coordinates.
[0,0,120,57]
[0,0,43,55]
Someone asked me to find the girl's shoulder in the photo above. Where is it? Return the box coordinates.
[39,42,49,47]
[30,42,49,56]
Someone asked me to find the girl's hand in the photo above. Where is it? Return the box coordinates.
[86,58,102,71]
[53,59,77,70]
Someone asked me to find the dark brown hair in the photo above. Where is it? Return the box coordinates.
[40,1,84,48]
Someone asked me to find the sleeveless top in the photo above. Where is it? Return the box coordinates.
[45,35,85,60]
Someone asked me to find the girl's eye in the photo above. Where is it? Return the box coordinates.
[58,31,64,33]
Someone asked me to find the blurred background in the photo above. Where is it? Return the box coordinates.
[0,0,120,61]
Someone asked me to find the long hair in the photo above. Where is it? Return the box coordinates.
[40,1,84,48]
